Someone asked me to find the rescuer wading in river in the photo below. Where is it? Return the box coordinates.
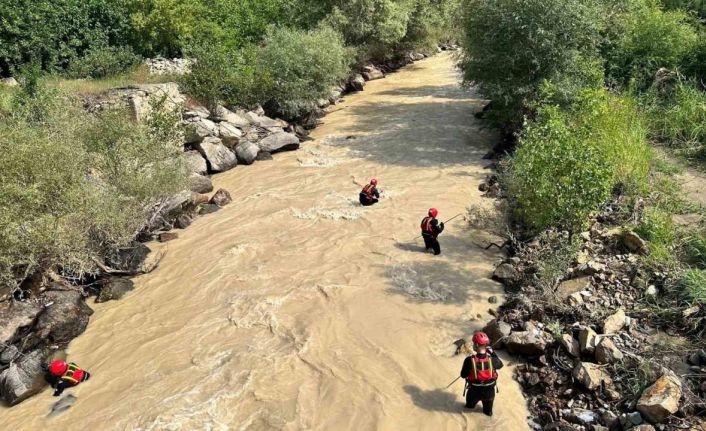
[460,331,503,416]
[420,208,444,255]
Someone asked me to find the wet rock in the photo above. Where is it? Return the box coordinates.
[235,141,260,165]
[488,296,498,304]
[603,309,626,334]
[493,263,517,282]
[506,322,547,356]
[0,301,43,346]
[573,362,613,391]
[482,319,512,347]
[595,337,623,364]
[158,232,179,243]
[257,132,300,153]
[49,394,78,416]
[579,327,599,354]
[184,151,208,175]
[209,189,232,207]
[199,204,220,215]
[623,231,649,255]
[0,349,46,405]
[256,151,273,161]
[557,276,592,299]
[637,372,682,423]
[194,137,237,172]
[184,118,218,144]
[560,334,580,357]
[454,338,473,356]
[0,345,19,364]
[188,174,214,194]
[30,290,93,348]
[105,243,150,272]
[174,214,193,229]
[96,278,134,303]
[362,65,384,81]
[349,74,366,92]
[218,122,242,146]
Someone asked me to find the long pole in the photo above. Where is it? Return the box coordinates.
[445,376,461,389]
[413,213,463,241]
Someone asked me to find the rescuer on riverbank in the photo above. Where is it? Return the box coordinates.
[460,332,503,416]
[420,208,444,255]
[47,360,91,396]
[359,179,380,206]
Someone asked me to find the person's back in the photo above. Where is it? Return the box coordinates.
[47,359,91,396]
[421,208,444,255]
[359,179,380,206]
[459,332,503,416]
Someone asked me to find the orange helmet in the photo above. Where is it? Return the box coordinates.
[428,208,438,218]
[49,360,68,376]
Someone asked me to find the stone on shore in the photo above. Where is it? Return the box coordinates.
[493,263,517,282]
[0,350,46,405]
[105,243,150,273]
[603,309,626,334]
[235,141,260,165]
[0,302,43,346]
[218,122,243,146]
[194,137,237,172]
[350,74,366,92]
[210,189,232,207]
[212,106,250,128]
[184,151,208,175]
[573,362,613,391]
[637,372,683,424]
[188,174,214,194]
[258,132,300,153]
[482,319,512,347]
[595,337,624,364]
[362,65,384,81]
[96,278,135,303]
[29,290,93,348]
[184,118,218,144]
[505,322,547,356]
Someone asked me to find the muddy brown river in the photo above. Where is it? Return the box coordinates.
[1,53,529,430]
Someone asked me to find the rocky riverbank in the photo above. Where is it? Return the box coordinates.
[461,171,706,431]
[0,49,442,407]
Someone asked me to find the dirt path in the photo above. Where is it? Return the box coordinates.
[1,53,529,431]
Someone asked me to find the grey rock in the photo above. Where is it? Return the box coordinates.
[0,345,19,364]
[493,263,517,282]
[0,350,45,405]
[212,106,250,128]
[350,74,365,91]
[183,151,208,175]
[28,290,93,349]
[174,214,193,229]
[628,411,644,425]
[218,122,243,146]
[188,174,214,194]
[645,285,659,299]
[49,394,78,416]
[184,118,218,144]
[96,278,134,303]
[235,141,260,165]
[258,132,300,153]
[362,65,384,81]
[0,77,19,87]
[105,243,150,273]
[195,137,237,172]
[557,276,592,299]
[482,319,512,347]
[255,151,273,161]
[199,204,220,215]
[183,106,210,120]
[623,231,649,255]
[0,302,43,346]
[505,322,547,356]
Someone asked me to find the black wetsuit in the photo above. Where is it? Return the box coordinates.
[421,217,444,255]
[359,185,380,206]
[46,366,91,396]
[460,351,503,416]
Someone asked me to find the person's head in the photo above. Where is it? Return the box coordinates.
[428,208,438,218]
[472,331,490,353]
[48,359,68,377]
[370,179,378,186]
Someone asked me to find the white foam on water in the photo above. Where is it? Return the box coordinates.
[297,149,341,167]
[290,192,362,221]
[389,264,453,302]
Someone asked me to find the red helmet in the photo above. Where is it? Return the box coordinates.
[472,332,490,346]
[370,179,378,186]
[49,360,68,377]
[428,208,438,218]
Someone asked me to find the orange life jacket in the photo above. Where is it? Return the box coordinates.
[467,355,497,386]
[60,363,86,386]
[361,184,375,198]
[421,216,435,233]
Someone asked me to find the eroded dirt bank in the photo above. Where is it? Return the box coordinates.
[1,53,529,430]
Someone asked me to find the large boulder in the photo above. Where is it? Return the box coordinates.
[637,372,682,424]
[505,322,547,356]
[258,132,300,153]
[482,319,512,347]
[212,106,250,128]
[573,362,613,391]
[188,174,214,194]
[27,290,93,349]
[183,151,208,175]
[183,105,210,120]
[349,74,365,92]
[362,65,384,81]
[0,349,46,405]
[96,278,135,303]
[493,263,517,282]
[194,137,237,172]
[244,112,287,129]
[603,309,626,334]
[595,337,624,364]
[184,118,218,144]
[0,302,43,346]
[235,141,260,165]
[218,122,243,146]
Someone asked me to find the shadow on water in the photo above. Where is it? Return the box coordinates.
[403,385,465,413]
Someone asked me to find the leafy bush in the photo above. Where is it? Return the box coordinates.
[605,4,698,88]
[0,84,187,288]
[506,90,650,232]
[458,0,602,127]
[67,46,141,79]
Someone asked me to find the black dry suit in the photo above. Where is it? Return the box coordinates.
[359,184,380,206]
[460,350,503,416]
[420,216,444,255]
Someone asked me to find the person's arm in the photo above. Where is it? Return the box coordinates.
[489,349,504,370]
[373,187,380,198]
[432,219,444,234]
[53,380,71,396]
[460,356,473,378]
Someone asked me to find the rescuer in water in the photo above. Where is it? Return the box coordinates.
[359,179,380,206]
[460,332,503,416]
[420,208,444,255]
[47,359,91,396]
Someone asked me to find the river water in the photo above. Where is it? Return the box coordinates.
[1,53,529,430]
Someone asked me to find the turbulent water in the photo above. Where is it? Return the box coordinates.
[1,53,529,430]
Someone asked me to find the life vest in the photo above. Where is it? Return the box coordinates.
[60,363,85,386]
[361,184,375,198]
[467,355,497,386]
[421,216,435,233]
